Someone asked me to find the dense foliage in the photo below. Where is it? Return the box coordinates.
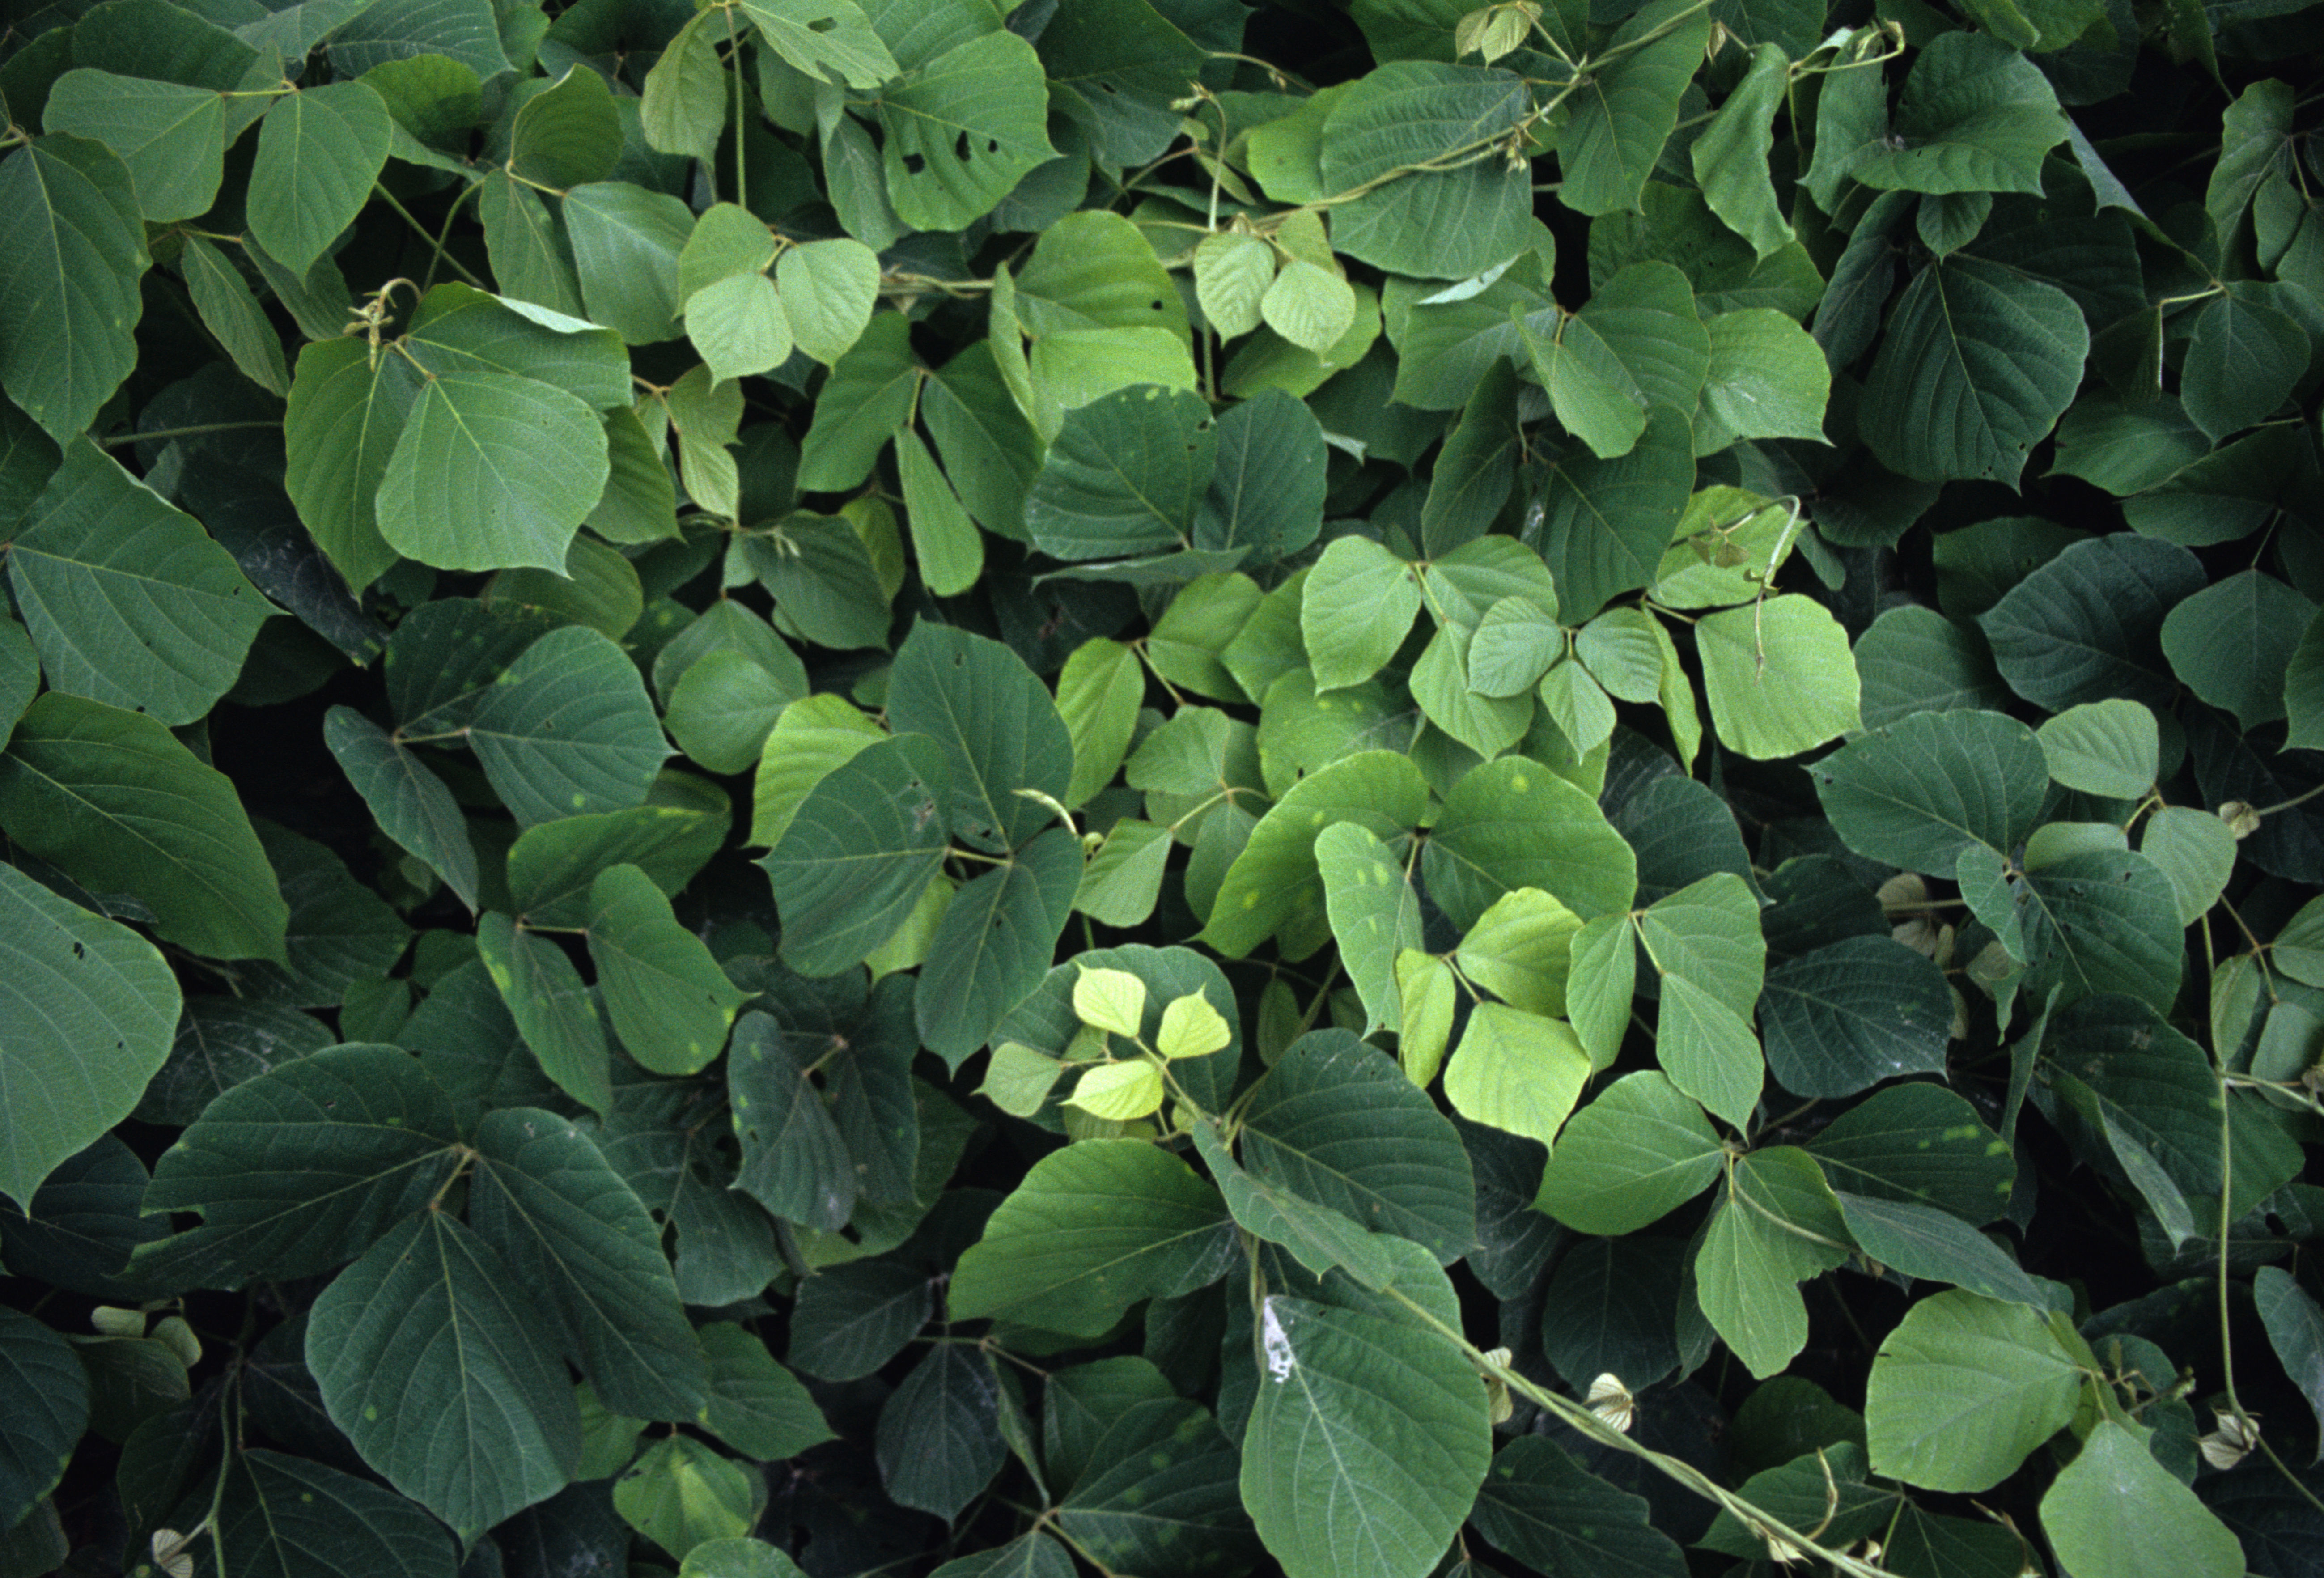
[2,0,2323,1574]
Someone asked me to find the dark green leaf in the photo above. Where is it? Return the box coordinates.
[1810,708,2050,873]
[915,826,1081,1065]
[0,1307,88,1529]
[477,912,613,1118]
[1470,1436,1688,1578]
[1761,937,1954,1098]
[0,136,149,442]
[469,626,670,828]
[877,1344,1005,1521]
[587,864,744,1077]
[1805,1081,2015,1223]
[762,732,950,976]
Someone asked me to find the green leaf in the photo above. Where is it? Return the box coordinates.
[1317,822,1424,1037]
[1194,231,1274,341]
[43,70,223,223]
[1861,255,2088,487]
[1978,534,2203,712]
[1190,1118,1398,1289]
[471,1106,706,1422]
[1058,1392,1255,1573]
[0,692,287,961]
[1535,1071,1722,1234]
[2254,1266,2324,1461]
[1024,386,1216,564]
[1470,1436,1688,1578]
[2141,806,2237,925]
[587,865,745,1077]
[133,1044,459,1287]
[2181,286,2308,444]
[2037,698,2159,797]
[511,63,622,187]
[1241,1294,1490,1578]
[777,238,881,366]
[2040,1421,2244,1578]
[666,651,798,776]
[914,826,1081,1064]
[309,1209,581,1540]
[727,1010,856,1231]
[2016,851,2184,1014]
[887,620,1071,854]
[1442,1004,1591,1151]
[1698,1150,1849,1378]
[1455,887,1582,1018]
[8,438,272,724]
[697,1322,833,1459]
[1535,404,1694,621]
[248,82,393,277]
[748,692,884,850]
[950,1139,1230,1336]
[641,12,728,164]
[615,1435,757,1558]
[479,174,589,316]
[213,1449,460,1578]
[1317,62,1533,279]
[478,911,613,1117]
[878,1344,1005,1520]
[1202,751,1428,958]
[1200,388,1327,562]
[741,0,899,89]
[377,370,610,573]
[1805,1082,2014,1224]
[282,336,421,593]
[763,732,950,975]
[1833,1193,2044,1307]
[0,136,150,441]
[470,625,670,828]
[1848,34,2068,197]
[1424,755,1638,928]
[1762,938,1953,1099]
[2163,568,2314,731]
[1056,638,1143,808]
[687,272,791,384]
[0,863,178,1212]
[1037,0,1209,165]
[1811,709,2050,874]
[179,235,291,396]
[1692,44,1792,258]
[565,181,696,345]
[1238,1031,1476,1263]
[509,802,729,930]
[326,0,510,78]
[1557,0,1713,216]
[1558,912,1635,1067]
[1864,1290,2084,1492]
[925,343,1041,537]
[1302,536,1421,691]
[877,30,1056,231]
[797,311,916,492]
[1695,308,1830,450]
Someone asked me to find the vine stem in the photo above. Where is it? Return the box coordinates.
[1380,1286,1896,1578]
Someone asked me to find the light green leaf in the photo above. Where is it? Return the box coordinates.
[1861,256,2088,488]
[377,370,610,573]
[1318,62,1534,279]
[2162,568,2314,731]
[1535,1071,1723,1234]
[1317,822,1424,1036]
[1811,709,2048,873]
[282,336,421,593]
[1456,887,1582,1017]
[1056,638,1144,809]
[565,181,696,345]
[1302,535,1421,691]
[1202,751,1428,959]
[687,272,792,384]
[0,692,286,961]
[641,11,728,164]
[1073,966,1147,1038]
[877,30,1056,230]
[8,438,272,725]
[43,70,223,223]
[2037,699,2159,798]
[0,137,148,441]
[1442,1004,1590,1150]
[587,865,745,1077]
[2040,1421,2243,1578]
[1692,44,1792,257]
[749,692,884,848]
[1194,230,1274,340]
[763,733,951,976]
[469,625,670,828]
[1695,596,1861,760]
[895,427,983,596]
[1074,819,1171,929]
[1241,1295,1490,1578]
[950,1140,1229,1336]
[0,863,178,1212]
[1557,0,1712,216]
[778,238,882,365]
[471,1107,708,1420]
[309,1210,582,1541]
[248,82,394,277]
[740,0,899,89]
[1864,1290,2085,1492]
[2141,806,2237,925]
[478,912,612,1116]
[1696,1157,1844,1379]
[1262,260,1357,354]
[615,1435,757,1559]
